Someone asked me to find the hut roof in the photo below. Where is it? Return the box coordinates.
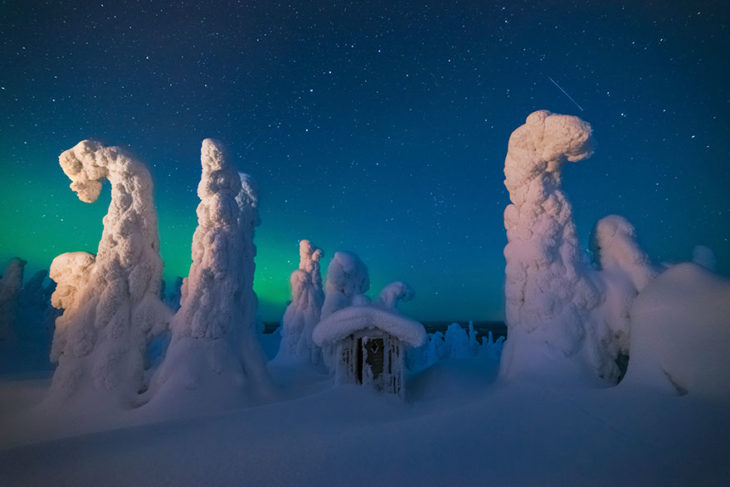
[312,305,426,347]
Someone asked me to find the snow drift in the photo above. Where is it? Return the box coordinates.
[622,263,730,400]
[46,140,170,409]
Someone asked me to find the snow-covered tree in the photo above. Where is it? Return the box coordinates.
[46,140,170,408]
[501,110,616,383]
[276,240,325,363]
[590,215,657,358]
[501,111,661,384]
[321,251,370,320]
[150,139,271,407]
[0,258,26,342]
[376,281,414,311]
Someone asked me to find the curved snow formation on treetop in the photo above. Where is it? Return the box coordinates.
[501,111,614,382]
[149,139,270,407]
[47,140,170,408]
[376,281,414,311]
[313,305,426,348]
[276,240,325,363]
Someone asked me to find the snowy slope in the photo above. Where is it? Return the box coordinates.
[1,351,728,487]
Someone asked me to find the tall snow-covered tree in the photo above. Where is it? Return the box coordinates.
[501,111,658,384]
[276,240,325,364]
[46,140,170,408]
[150,139,271,407]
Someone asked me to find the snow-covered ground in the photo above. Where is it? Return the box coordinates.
[1,330,728,487]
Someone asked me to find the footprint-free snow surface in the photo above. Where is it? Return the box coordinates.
[1,348,728,487]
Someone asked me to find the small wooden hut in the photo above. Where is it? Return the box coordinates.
[312,306,426,397]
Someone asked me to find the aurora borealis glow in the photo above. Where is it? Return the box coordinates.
[1,2,729,321]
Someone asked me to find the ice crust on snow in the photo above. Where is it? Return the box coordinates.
[276,240,325,364]
[313,305,426,348]
[622,263,730,400]
[46,140,170,408]
[149,139,270,406]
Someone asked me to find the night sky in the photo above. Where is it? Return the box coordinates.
[1,1,729,322]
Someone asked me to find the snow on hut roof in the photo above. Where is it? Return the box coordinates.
[312,305,426,348]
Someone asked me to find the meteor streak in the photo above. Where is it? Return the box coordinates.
[548,76,584,112]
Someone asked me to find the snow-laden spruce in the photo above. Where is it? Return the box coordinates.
[590,215,657,359]
[149,139,271,407]
[0,258,26,342]
[500,111,655,383]
[46,141,170,408]
[321,251,370,319]
[276,240,325,364]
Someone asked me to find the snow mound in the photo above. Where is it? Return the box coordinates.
[313,306,426,348]
[622,263,730,400]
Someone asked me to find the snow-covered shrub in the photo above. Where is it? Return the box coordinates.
[407,323,504,372]
[46,141,171,408]
[276,240,325,364]
[149,139,270,406]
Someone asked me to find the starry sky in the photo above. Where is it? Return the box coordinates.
[1,1,729,322]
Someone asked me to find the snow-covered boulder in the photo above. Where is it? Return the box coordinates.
[149,139,271,408]
[621,263,730,400]
[46,140,170,409]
